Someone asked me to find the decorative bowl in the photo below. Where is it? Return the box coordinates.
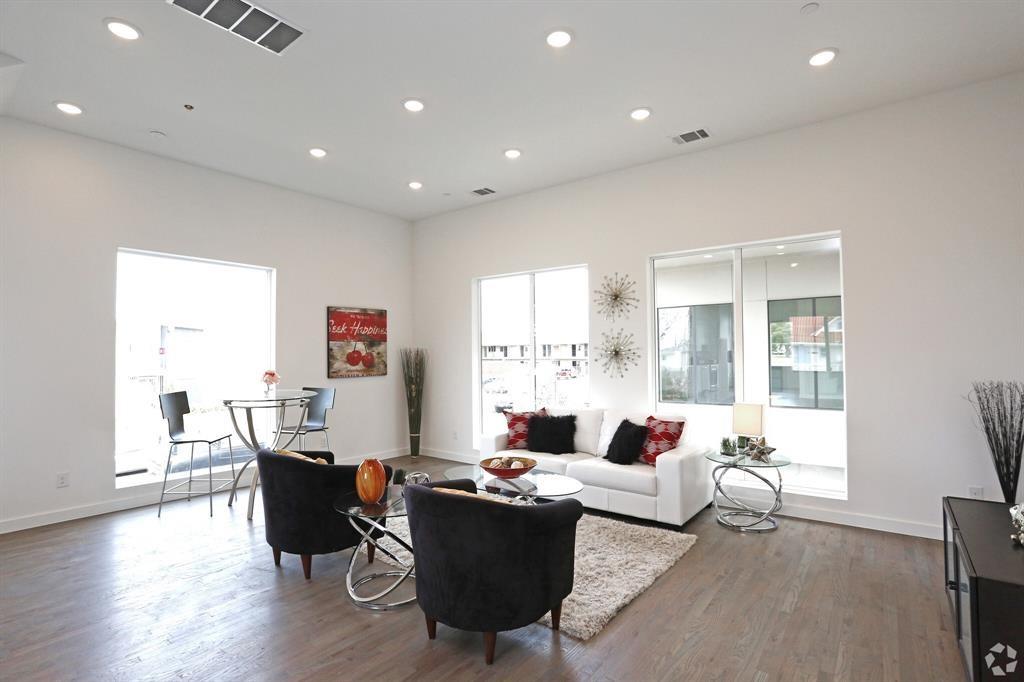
[480,456,537,479]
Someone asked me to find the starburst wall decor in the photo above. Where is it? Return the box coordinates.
[597,329,641,378]
[593,272,639,322]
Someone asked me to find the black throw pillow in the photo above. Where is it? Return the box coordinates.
[526,415,577,454]
[605,419,648,465]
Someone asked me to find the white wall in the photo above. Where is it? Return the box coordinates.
[0,118,413,532]
[412,72,1024,538]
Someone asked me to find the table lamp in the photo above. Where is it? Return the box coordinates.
[732,403,764,448]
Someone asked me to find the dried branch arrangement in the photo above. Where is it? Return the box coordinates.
[968,380,1024,504]
[401,348,427,458]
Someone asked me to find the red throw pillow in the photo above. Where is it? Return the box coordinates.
[640,416,684,465]
[503,408,548,449]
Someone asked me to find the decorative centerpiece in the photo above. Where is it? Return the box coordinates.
[356,458,387,504]
[720,437,738,456]
[261,369,280,395]
[967,380,1023,505]
[744,436,776,463]
[1011,505,1024,546]
[401,348,427,459]
[481,456,537,479]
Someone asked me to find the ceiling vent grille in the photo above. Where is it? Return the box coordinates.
[472,188,496,196]
[168,0,303,54]
[671,129,710,145]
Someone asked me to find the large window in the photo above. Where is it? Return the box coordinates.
[114,249,274,487]
[653,236,846,497]
[768,296,844,409]
[479,267,589,434]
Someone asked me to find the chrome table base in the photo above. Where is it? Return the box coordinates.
[711,463,783,533]
[345,515,416,610]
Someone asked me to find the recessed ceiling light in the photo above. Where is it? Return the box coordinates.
[504,149,522,160]
[403,99,425,113]
[809,49,837,67]
[775,245,785,250]
[790,262,799,268]
[408,181,423,190]
[629,108,652,121]
[703,254,713,259]
[546,30,572,48]
[799,2,820,15]
[105,18,141,40]
[309,148,327,159]
[55,101,83,115]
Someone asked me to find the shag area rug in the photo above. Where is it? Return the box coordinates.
[376,513,697,640]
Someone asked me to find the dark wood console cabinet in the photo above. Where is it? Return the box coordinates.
[942,497,1024,681]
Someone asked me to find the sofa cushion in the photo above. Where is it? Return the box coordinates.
[596,411,648,456]
[640,417,685,465]
[526,414,576,454]
[502,408,547,449]
[605,419,648,464]
[500,450,591,474]
[547,408,603,454]
[566,457,657,496]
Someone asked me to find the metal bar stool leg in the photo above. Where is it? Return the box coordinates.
[157,443,174,518]
[323,431,330,451]
[208,442,214,517]
[187,443,195,501]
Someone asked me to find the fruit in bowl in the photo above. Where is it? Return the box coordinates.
[480,456,537,479]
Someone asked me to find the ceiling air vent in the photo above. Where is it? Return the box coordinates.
[472,188,496,196]
[671,129,710,145]
[168,0,303,54]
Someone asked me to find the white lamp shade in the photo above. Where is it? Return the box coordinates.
[732,403,764,437]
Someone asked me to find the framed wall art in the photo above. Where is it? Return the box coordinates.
[327,307,387,378]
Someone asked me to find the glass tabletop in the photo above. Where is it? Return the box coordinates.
[705,452,791,468]
[223,389,317,404]
[335,485,407,519]
[444,465,583,498]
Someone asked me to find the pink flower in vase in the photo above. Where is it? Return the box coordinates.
[262,370,281,387]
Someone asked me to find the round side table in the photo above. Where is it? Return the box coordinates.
[705,452,791,533]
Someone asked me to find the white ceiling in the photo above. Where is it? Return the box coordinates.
[2,0,1023,221]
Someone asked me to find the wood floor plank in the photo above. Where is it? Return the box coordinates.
[0,455,964,681]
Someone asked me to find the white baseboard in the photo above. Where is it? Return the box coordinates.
[420,447,479,464]
[721,485,942,540]
[0,445,411,535]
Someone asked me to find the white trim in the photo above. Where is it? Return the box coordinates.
[721,486,940,539]
[0,445,409,535]
[420,447,479,464]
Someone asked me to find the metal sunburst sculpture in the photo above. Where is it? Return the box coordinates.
[594,272,639,322]
[598,329,640,378]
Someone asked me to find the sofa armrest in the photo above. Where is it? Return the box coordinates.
[479,432,508,458]
[654,441,714,526]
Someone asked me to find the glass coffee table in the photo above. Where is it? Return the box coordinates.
[443,464,583,501]
[334,485,415,610]
[705,452,791,533]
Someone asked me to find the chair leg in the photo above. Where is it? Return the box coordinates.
[187,443,195,501]
[299,433,305,450]
[323,430,331,451]
[425,616,436,640]
[228,435,235,481]
[207,442,214,517]
[367,543,375,564]
[157,444,174,518]
[551,601,562,631]
[483,631,496,665]
[300,554,312,579]
[272,547,281,566]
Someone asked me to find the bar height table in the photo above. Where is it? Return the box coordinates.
[224,389,316,520]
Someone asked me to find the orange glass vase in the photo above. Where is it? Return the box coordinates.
[356,458,387,504]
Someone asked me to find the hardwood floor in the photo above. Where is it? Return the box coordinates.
[0,455,963,681]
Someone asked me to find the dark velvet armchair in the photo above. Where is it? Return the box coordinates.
[256,449,392,579]
[404,479,584,664]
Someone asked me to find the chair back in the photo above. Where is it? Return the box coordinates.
[301,387,336,430]
[404,481,583,633]
[159,391,190,440]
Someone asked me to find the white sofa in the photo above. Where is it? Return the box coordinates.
[479,409,714,526]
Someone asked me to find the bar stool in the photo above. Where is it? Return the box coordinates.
[279,387,335,450]
[157,391,234,517]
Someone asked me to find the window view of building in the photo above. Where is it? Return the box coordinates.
[768,296,844,409]
[114,250,274,487]
[658,303,734,404]
[479,267,589,434]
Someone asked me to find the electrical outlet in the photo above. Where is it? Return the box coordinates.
[452,430,458,442]
[56,472,70,488]
[968,486,984,499]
